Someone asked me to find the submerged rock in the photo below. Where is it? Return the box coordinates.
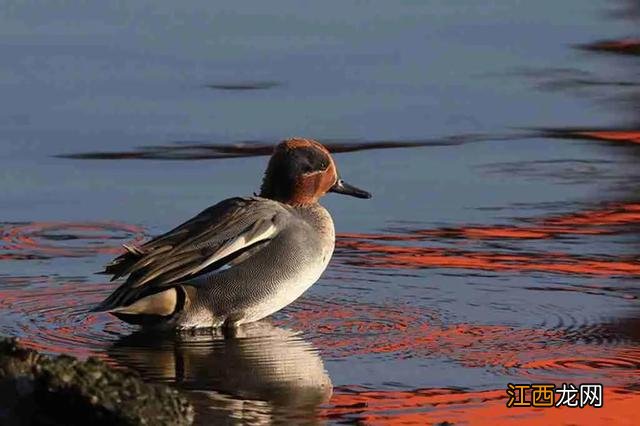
[0,337,194,426]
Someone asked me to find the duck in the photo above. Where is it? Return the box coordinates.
[92,137,371,329]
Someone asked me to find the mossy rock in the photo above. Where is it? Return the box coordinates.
[0,337,194,426]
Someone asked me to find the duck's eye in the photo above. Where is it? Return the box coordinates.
[292,146,329,173]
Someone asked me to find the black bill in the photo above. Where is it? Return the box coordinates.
[330,179,372,199]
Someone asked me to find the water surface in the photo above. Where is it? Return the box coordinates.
[1,1,640,424]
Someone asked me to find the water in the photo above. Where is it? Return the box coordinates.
[1,0,639,423]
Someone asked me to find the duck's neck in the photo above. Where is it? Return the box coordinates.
[260,179,319,205]
[260,191,319,206]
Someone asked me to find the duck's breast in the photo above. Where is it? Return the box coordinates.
[193,205,335,324]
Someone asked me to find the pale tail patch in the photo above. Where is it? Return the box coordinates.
[111,287,178,316]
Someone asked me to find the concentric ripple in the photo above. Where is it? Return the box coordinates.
[520,351,640,379]
[514,344,640,386]
[0,278,131,358]
[0,221,146,259]
[278,299,441,359]
[276,298,640,388]
[279,299,551,368]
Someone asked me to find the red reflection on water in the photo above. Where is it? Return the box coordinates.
[284,302,640,387]
[338,201,640,276]
[339,240,640,276]
[581,38,640,55]
[286,302,550,372]
[325,386,640,425]
[0,280,128,358]
[544,129,640,145]
[544,202,640,226]
[343,202,640,242]
[517,346,640,383]
[576,131,640,144]
[0,221,146,259]
[281,301,439,358]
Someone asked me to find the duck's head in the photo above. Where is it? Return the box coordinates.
[260,138,371,205]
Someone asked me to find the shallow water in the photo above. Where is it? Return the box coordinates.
[1,1,640,424]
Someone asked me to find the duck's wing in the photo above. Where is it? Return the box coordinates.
[92,197,291,314]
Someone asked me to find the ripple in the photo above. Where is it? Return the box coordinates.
[325,385,640,424]
[0,221,146,260]
[344,201,640,242]
[517,347,640,385]
[278,299,441,359]
[542,128,640,145]
[512,313,640,384]
[277,298,640,387]
[0,279,131,358]
[523,284,637,301]
[337,201,640,277]
[523,353,640,373]
[579,38,640,56]
[338,238,640,277]
[204,81,281,91]
[478,159,630,185]
[55,133,520,160]
[2,280,638,389]
[0,274,48,289]
[278,299,565,371]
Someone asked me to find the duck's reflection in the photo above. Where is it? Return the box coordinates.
[108,321,332,425]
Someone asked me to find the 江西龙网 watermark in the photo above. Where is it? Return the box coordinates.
[506,383,603,408]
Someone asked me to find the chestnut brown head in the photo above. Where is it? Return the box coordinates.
[259,138,371,205]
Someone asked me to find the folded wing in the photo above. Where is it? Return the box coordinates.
[93,197,290,314]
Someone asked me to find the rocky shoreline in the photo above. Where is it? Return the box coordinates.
[0,337,194,426]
